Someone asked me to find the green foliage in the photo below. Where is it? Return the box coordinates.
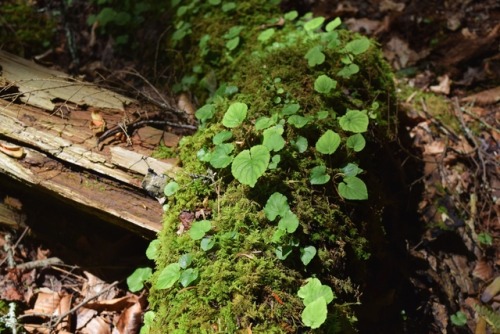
[450,311,467,326]
[338,176,368,200]
[189,220,212,240]
[314,75,337,94]
[316,130,341,155]
[146,239,160,260]
[231,145,270,187]
[310,165,330,185]
[127,267,153,292]
[300,246,317,265]
[222,102,248,128]
[298,278,336,329]
[346,133,366,152]
[156,263,181,289]
[163,181,179,197]
[339,109,369,133]
[475,305,500,330]
[477,232,493,246]
[305,46,326,67]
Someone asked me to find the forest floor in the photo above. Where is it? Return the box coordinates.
[0,0,499,333]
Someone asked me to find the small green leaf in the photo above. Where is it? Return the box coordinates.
[255,116,276,130]
[189,220,212,240]
[300,246,317,265]
[325,17,341,32]
[339,109,369,133]
[140,311,155,334]
[287,115,310,128]
[305,46,325,67]
[223,25,244,39]
[200,237,216,251]
[298,278,335,306]
[317,110,329,120]
[284,10,298,20]
[258,28,275,42]
[264,192,290,221]
[146,239,160,260]
[304,16,325,31]
[268,154,281,170]
[179,268,199,287]
[213,131,233,145]
[263,125,285,152]
[346,133,366,152]
[195,104,216,122]
[275,245,293,260]
[281,103,300,116]
[127,267,152,292]
[178,253,193,269]
[342,163,363,177]
[156,263,181,289]
[272,228,286,243]
[223,102,248,128]
[164,181,179,196]
[301,298,328,329]
[226,36,240,50]
[222,2,236,11]
[338,176,368,200]
[197,148,211,162]
[291,136,308,153]
[316,130,341,155]
[310,165,330,185]
[278,210,299,233]
[477,232,493,246]
[209,143,234,168]
[450,311,467,326]
[337,63,360,78]
[344,37,370,55]
[314,75,337,94]
[231,145,270,187]
[208,0,220,5]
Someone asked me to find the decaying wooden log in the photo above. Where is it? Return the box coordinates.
[0,50,189,236]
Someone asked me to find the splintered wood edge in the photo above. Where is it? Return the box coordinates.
[110,146,180,177]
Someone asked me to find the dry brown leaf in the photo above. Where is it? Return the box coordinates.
[345,18,381,35]
[472,260,493,281]
[462,86,500,105]
[113,298,143,334]
[82,271,118,301]
[431,301,448,334]
[86,294,138,312]
[481,276,500,303]
[177,93,196,117]
[430,75,451,95]
[424,140,446,155]
[80,314,112,334]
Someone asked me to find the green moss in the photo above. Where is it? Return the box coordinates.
[148,1,397,332]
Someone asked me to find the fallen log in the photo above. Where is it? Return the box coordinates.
[0,50,187,236]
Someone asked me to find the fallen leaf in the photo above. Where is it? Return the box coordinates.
[461,86,500,105]
[430,75,451,95]
[472,260,493,281]
[481,276,500,303]
[114,297,143,334]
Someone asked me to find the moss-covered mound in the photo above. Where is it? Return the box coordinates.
[147,1,397,333]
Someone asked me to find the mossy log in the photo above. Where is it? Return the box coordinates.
[147,2,400,333]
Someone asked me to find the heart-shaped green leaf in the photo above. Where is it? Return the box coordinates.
[338,176,368,200]
[346,133,366,152]
[231,145,270,187]
[315,130,341,155]
[156,263,181,290]
[339,109,369,133]
[310,165,330,185]
[223,102,248,128]
[264,192,290,221]
[314,75,337,94]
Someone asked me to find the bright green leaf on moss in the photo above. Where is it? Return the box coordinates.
[209,143,234,168]
[304,16,325,31]
[264,192,290,221]
[146,239,160,260]
[189,220,212,240]
[140,311,155,334]
[281,103,300,116]
[231,145,270,187]
[305,46,325,67]
[223,26,244,39]
[213,130,233,145]
[278,210,299,233]
[338,176,368,200]
[195,104,216,122]
[325,17,341,32]
[342,163,363,177]
[298,278,335,306]
[291,136,308,153]
[302,298,328,329]
[284,10,298,20]
[314,75,337,94]
[127,267,152,292]
[222,2,236,12]
[272,228,286,243]
[300,246,317,265]
[200,237,215,251]
[287,115,310,128]
[315,130,341,154]
[179,268,198,287]
[208,0,221,5]
[164,181,179,196]
[317,110,329,120]
[275,245,293,260]
[310,165,330,185]
[223,102,248,128]
[258,28,275,42]
[450,311,467,326]
[255,116,276,130]
[156,263,181,290]
[344,37,371,55]
[268,154,281,169]
[339,109,369,133]
[263,125,285,152]
[346,133,366,152]
[197,148,211,162]
[337,63,360,78]
[178,253,193,269]
[226,36,240,50]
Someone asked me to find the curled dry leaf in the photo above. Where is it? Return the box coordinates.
[0,141,25,159]
[461,86,500,105]
[481,276,500,303]
[430,75,451,95]
[472,260,493,282]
